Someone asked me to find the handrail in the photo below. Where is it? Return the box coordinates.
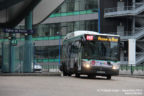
[104,3,143,13]
[119,26,144,40]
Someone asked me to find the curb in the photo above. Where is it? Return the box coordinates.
[119,75,144,79]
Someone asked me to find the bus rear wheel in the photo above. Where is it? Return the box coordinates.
[63,71,68,76]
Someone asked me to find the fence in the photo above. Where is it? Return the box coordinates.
[120,64,144,75]
[1,39,60,73]
[2,40,25,73]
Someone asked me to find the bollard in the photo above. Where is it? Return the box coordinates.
[131,64,134,75]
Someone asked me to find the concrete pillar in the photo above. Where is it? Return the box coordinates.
[23,12,33,73]
[128,39,136,65]
[132,17,136,34]
[132,0,136,8]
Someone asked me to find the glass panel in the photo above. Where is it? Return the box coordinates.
[67,0,75,12]
[74,0,80,11]
[79,21,85,30]
[61,23,67,36]
[35,46,60,60]
[61,2,67,12]
[79,0,86,10]
[82,41,119,61]
[67,22,74,33]
[74,21,80,31]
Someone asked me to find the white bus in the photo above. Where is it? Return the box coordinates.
[60,31,120,79]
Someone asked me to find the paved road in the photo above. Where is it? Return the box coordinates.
[0,76,143,96]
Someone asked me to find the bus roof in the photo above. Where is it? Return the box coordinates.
[64,30,120,40]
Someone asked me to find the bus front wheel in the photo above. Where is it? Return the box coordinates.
[107,75,111,80]
[75,73,80,77]
[67,73,72,76]
[88,74,96,78]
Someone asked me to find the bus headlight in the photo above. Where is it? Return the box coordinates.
[112,65,119,70]
[83,64,91,68]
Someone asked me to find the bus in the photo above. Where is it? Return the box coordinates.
[60,31,120,79]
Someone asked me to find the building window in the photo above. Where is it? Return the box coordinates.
[66,0,75,12]
[85,0,98,10]
[53,0,98,14]
[33,20,98,38]
[35,46,60,60]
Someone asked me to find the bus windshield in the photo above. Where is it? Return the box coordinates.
[82,41,119,61]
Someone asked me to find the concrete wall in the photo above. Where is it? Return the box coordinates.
[33,0,64,24]
[34,40,62,46]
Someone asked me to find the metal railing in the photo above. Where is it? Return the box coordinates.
[105,6,135,13]
[119,26,144,40]
[136,53,144,65]
[104,3,144,17]
[137,43,144,51]
[120,53,144,65]
[120,64,144,74]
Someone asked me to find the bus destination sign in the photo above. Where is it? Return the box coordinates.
[3,29,34,34]
[98,36,118,42]
[85,35,119,42]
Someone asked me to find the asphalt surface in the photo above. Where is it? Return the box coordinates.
[0,76,143,96]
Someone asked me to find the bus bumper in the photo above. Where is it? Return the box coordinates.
[81,67,119,76]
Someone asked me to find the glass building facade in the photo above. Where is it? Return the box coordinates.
[31,0,99,63]
[33,20,98,38]
[0,0,99,65]
[53,0,98,14]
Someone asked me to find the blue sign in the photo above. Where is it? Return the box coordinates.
[3,29,34,34]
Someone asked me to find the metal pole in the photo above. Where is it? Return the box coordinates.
[1,42,4,72]
[98,0,101,33]
[131,64,133,75]
[132,0,136,34]
[59,34,61,70]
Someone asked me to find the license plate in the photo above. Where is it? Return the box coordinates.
[96,71,105,74]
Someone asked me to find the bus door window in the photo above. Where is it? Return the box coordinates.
[101,42,110,58]
[62,45,67,62]
[110,42,119,60]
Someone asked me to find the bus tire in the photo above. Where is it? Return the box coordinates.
[107,75,111,80]
[67,73,72,76]
[88,74,96,78]
[75,73,80,77]
[63,71,68,76]
[74,65,80,77]
[62,64,68,76]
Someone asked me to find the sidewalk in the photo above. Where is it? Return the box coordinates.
[0,72,62,76]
